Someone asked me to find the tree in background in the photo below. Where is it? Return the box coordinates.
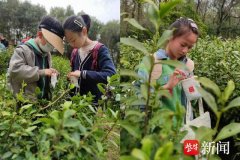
[16,1,46,37]
[121,0,207,40]
[49,5,74,23]
[0,0,46,43]
[121,0,240,38]
[100,20,120,66]
[213,0,240,36]
[0,0,119,65]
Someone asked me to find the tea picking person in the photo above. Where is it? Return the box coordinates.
[63,14,116,103]
[138,17,199,111]
[7,16,64,101]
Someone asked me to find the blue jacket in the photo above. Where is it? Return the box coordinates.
[71,45,116,102]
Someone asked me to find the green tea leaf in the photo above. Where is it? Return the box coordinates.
[38,118,54,125]
[2,151,12,159]
[222,80,235,104]
[208,155,222,160]
[120,156,138,160]
[69,83,75,89]
[88,105,96,113]
[19,104,33,114]
[198,87,218,116]
[97,83,106,94]
[154,142,173,160]
[72,132,80,148]
[124,18,147,31]
[96,141,103,153]
[198,77,221,98]
[49,110,60,122]
[1,111,11,116]
[120,69,140,79]
[63,109,76,119]
[63,101,72,109]
[63,119,80,128]
[120,121,141,139]
[79,123,87,134]
[157,60,187,70]
[25,126,37,133]
[147,1,159,31]
[159,0,182,18]
[121,38,148,55]
[194,126,215,142]
[109,139,118,148]
[141,84,148,100]
[157,30,173,48]
[108,108,118,119]
[125,110,145,118]
[223,97,240,112]
[44,128,56,136]
[82,113,93,126]
[34,114,45,117]
[131,148,149,160]
[141,137,154,157]
[130,99,146,106]
[142,55,154,73]
[215,123,240,142]
[82,146,93,154]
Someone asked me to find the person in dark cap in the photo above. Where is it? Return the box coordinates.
[7,16,64,102]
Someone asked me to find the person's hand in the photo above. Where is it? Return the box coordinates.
[67,70,81,78]
[50,68,59,76]
[44,69,53,76]
[44,68,59,76]
[164,69,186,89]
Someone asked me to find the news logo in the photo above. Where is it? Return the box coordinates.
[184,140,199,155]
[183,140,230,156]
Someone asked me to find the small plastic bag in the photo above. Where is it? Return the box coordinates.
[51,73,58,88]
[69,76,79,88]
[181,77,202,101]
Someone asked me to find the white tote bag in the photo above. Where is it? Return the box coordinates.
[180,98,211,143]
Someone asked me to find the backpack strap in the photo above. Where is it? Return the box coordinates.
[91,42,104,70]
[70,48,78,69]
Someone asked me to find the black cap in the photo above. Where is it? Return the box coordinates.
[38,16,64,39]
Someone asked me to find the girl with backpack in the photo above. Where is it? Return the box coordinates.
[138,17,199,111]
[63,14,116,103]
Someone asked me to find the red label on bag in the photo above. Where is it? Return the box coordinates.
[183,140,199,155]
[189,86,195,93]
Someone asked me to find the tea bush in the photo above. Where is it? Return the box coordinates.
[120,0,240,159]
[190,37,240,127]
[190,36,240,98]
[0,51,120,159]
[0,47,13,74]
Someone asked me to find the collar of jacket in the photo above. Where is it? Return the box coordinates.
[25,39,48,57]
[155,49,169,60]
[155,49,187,63]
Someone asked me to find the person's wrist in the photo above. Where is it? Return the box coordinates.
[38,69,45,77]
[78,71,81,77]
[164,83,173,95]
[164,83,170,90]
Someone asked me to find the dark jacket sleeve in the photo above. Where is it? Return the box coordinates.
[83,46,116,83]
